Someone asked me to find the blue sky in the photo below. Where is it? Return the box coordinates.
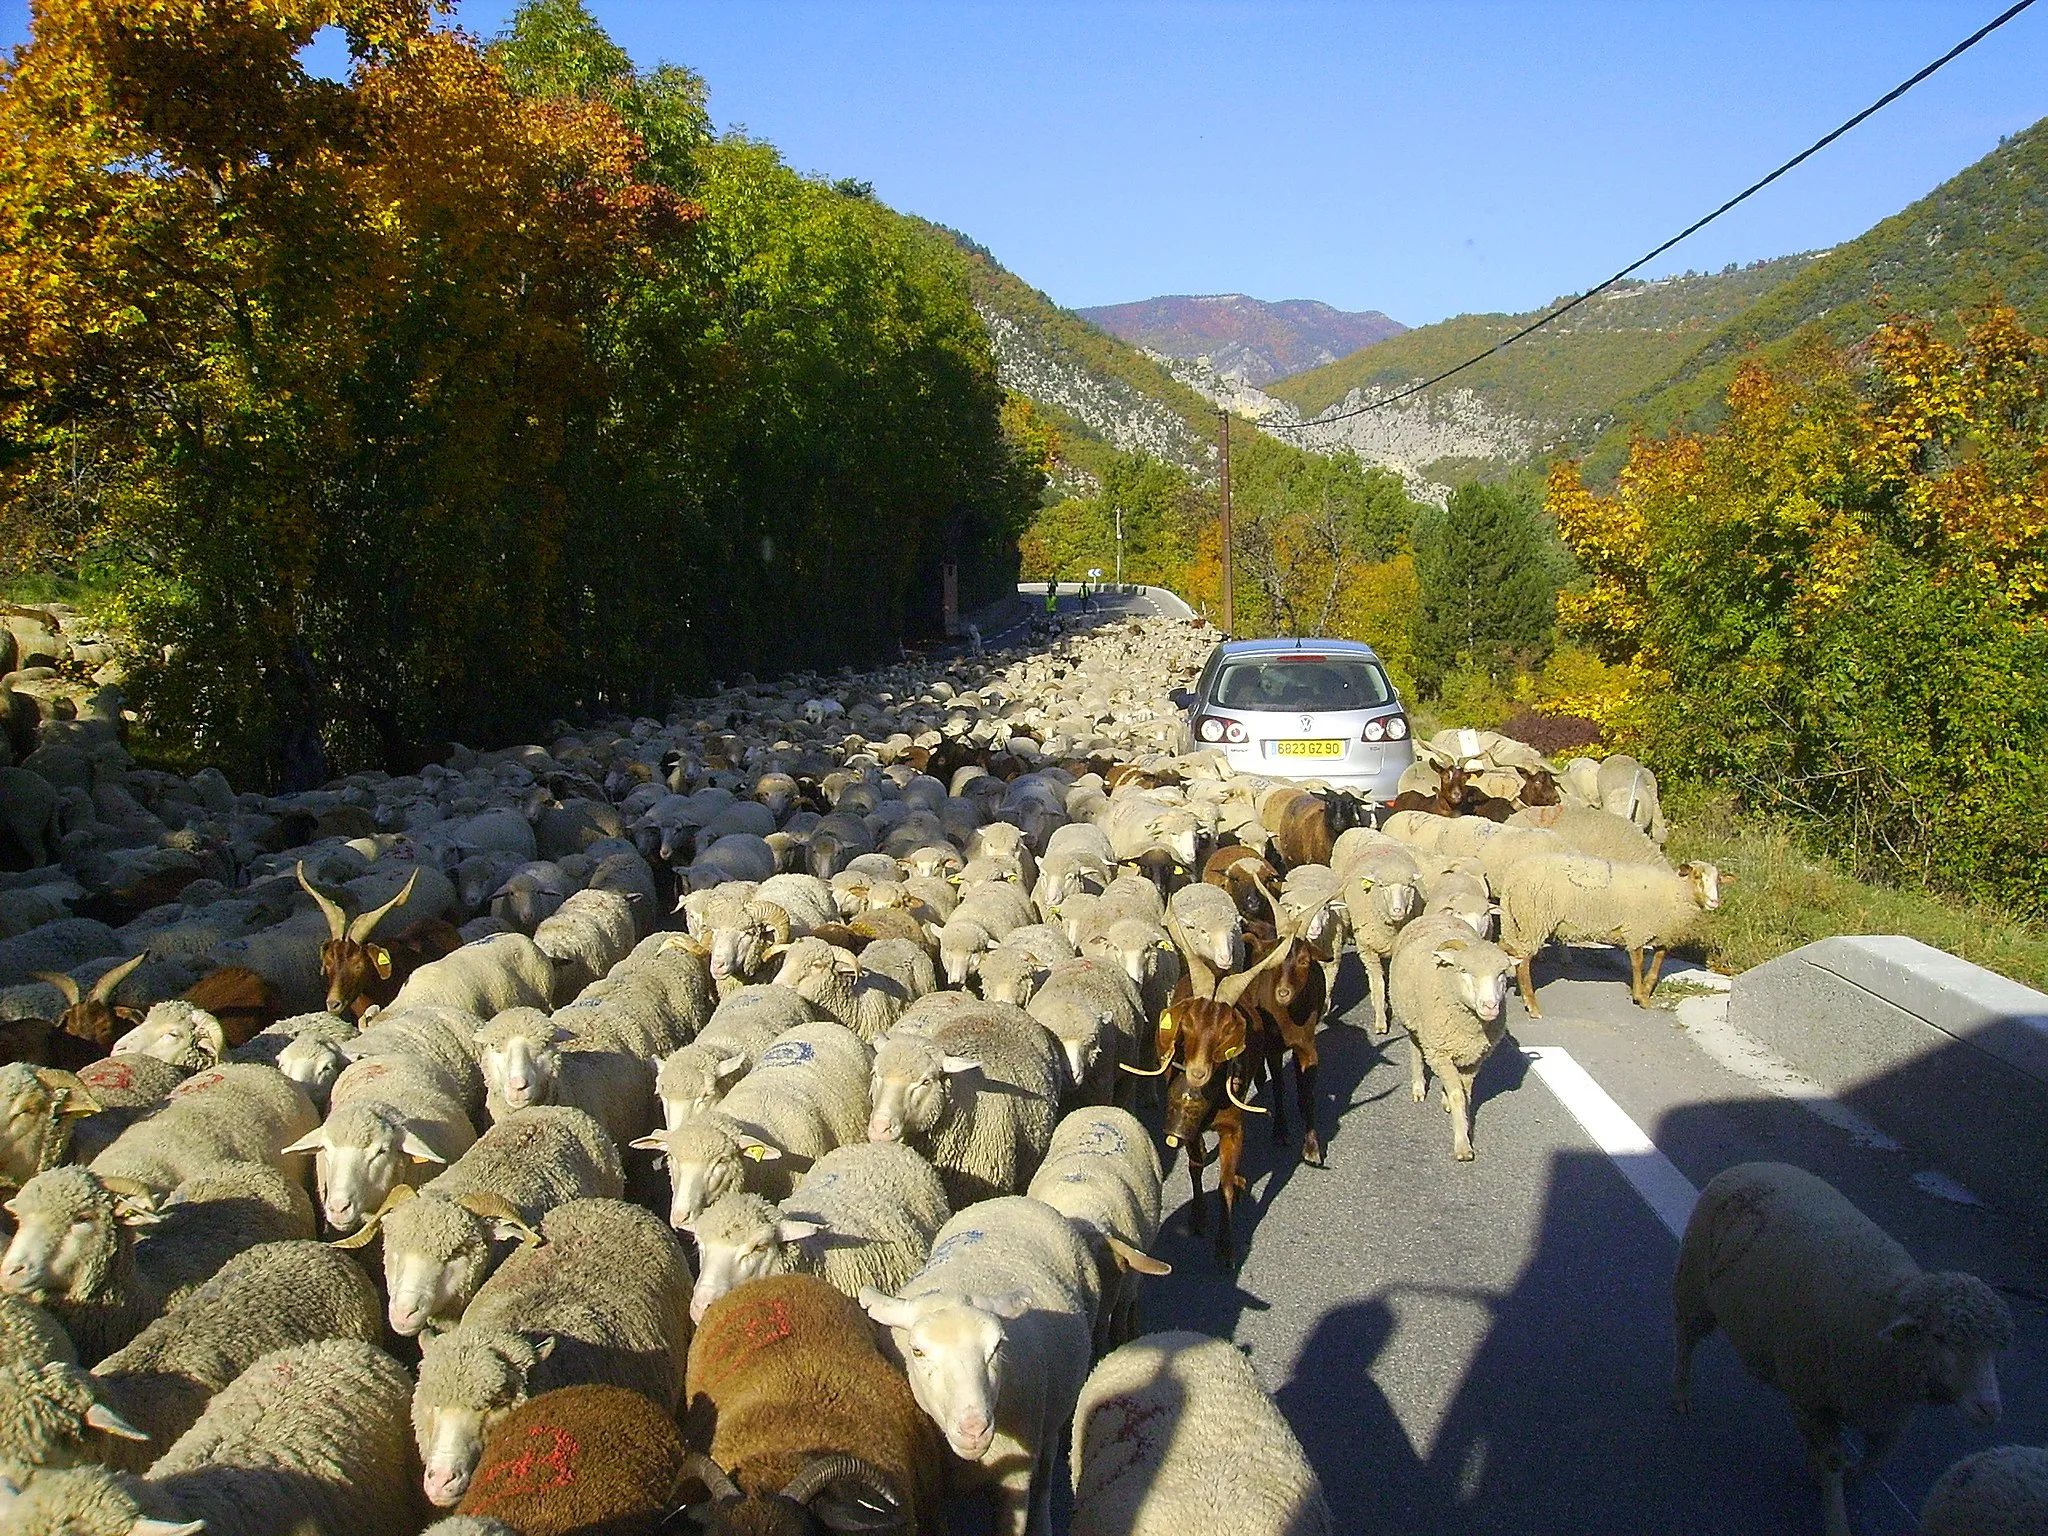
[4,2,2043,326]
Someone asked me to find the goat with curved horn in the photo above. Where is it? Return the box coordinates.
[296,861,349,941]
[348,868,418,943]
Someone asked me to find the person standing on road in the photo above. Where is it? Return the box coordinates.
[1044,582,1059,618]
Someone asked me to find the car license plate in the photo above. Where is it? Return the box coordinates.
[1275,739,1345,758]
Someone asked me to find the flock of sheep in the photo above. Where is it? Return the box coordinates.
[0,599,2038,1536]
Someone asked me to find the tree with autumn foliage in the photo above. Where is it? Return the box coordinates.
[1549,306,2048,908]
[0,0,1037,784]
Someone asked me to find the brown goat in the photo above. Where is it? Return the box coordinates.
[1126,935,1293,1271]
[27,952,149,1069]
[297,864,457,1017]
[1238,875,1335,1166]
[1201,846,1278,923]
[1387,761,1470,818]
[680,1274,942,1535]
[181,966,285,1048]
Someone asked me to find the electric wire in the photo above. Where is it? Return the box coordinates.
[1269,0,2039,430]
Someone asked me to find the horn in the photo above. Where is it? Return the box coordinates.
[347,869,418,943]
[297,862,348,941]
[1214,938,1293,1009]
[1118,1059,1171,1077]
[87,952,149,1005]
[753,901,792,944]
[1249,868,1288,934]
[1167,915,1219,999]
[329,1181,415,1249]
[32,971,81,1008]
[34,1068,100,1116]
[1226,1074,1268,1114]
[679,1450,743,1504]
[780,1452,899,1509]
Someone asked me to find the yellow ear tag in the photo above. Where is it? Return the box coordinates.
[370,946,393,979]
[1220,1040,1245,1063]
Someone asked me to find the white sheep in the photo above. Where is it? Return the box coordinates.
[1032,822,1117,914]
[410,1197,693,1507]
[1166,880,1244,973]
[283,1052,477,1234]
[633,1019,873,1226]
[0,1292,74,1373]
[0,1339,420,1536]
[866,1001,1063,1209]
[1508,802,1670,867]
[770,934,931,1042]
[1385,913,1518,1162]
[0,1239,381,1477]
[472,1007,655,1148]
[0,1161,315,1363]
[109,999,225,1071]
[344,1004,488,1117]
[0,1062,105,1195]
[595,930,716,1043]
[1025,956,1144,1104]
[1921,1445,2048,1536]
[937,883,1037,987]
[87,1062,317,1196]
[389,929,555,1018]
[754,871,841,935]
[1422,866,1494,939]
[1595,752,1668,842]
[1341,845,1424,1036]
[1026,1107,1166,1351]
[860,1195,1099,1536]
[338,1103,626,1336]
[686,1140,949,1321]
[1675,1162,2015,1536]
[531,886,637,1003]
[226,1011,360,1108]
[1070,1331,1331,1536]
[1496,853,1723,1013]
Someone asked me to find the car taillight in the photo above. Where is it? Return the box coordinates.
[1363,714,1411,742]
[1198,716,1248,745]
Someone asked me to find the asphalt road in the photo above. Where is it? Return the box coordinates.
[1134,949,2048,1535]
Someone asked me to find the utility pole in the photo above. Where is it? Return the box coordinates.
[1114,504,1124,586]
[1217,408,1234,635]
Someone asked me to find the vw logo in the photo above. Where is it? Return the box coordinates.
[1300,715,1313,731]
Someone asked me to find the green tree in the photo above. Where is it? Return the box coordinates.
[1411,481,1561,692]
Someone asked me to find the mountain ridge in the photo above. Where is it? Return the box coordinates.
[1078,293,1405,386]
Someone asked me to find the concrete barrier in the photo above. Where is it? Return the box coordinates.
[1731,936,2048,1231]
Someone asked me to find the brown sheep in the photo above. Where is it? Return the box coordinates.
[455,1383,688,1536]
[680,1274,943,1535]
[181,965,286,1047]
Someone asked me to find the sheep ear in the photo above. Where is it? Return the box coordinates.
[281,1128,327,1156]
[1432,941,1469,965]
[737,1136,781,1162]
[777,1218,824,1243]
[1879,1315,1923,1344]
[715,1055,747,1080]
[976,1290,1031,1320]
[856,1287,917,1330]
[128,1521,206,1536]
[1105,1235,1172,1277]
[939,1055,979,1076]
[85,1400,152,1441]
[629,1133,669,1152]
[534,1334,558,1361]
[398,1127,446,1163]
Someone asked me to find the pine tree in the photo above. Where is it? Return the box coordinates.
[1410,482,1560,692]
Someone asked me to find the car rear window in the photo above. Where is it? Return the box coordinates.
[1212,657,1393,712]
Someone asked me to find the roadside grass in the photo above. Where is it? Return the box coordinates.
[1667,789,2048,993]
[2,567,125,622]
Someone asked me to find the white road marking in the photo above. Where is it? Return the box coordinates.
[1522,1045,1699,1240]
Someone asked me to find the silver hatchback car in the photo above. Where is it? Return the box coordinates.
[1172,638,1416,801]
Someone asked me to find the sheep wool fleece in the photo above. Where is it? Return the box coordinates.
[455,1383,687,1536]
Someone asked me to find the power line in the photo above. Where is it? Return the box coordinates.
[1271,0,2039,432]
